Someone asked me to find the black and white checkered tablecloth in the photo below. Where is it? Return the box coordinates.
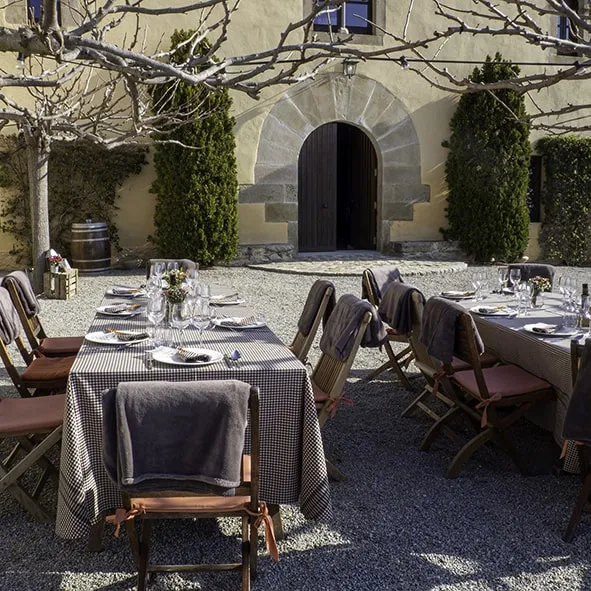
[55,303,332,539]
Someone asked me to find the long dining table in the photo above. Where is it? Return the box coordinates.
[457,291,578,465]
[55,288,332,539]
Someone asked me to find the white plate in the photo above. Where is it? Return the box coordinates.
[96,305,145,317]
[212,318,266,330]
[152,347,223,366]
[470,306,513,317]
[440,291,476,300]
[106,286,147,298]
[85,331,149,345]
[522,324,579,338]
[209,296,245,306]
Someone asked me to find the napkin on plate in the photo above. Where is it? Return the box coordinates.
[211,293,239,303]
[530,323,558,335]
[177,348,211,363]
[112,286,142,296]
[441,290,476,298]
[476,306,506,314]
[220,315,258,327]
[107,329,150,341]
[104,303,141,314]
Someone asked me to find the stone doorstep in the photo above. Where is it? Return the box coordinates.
[385,240,468,262]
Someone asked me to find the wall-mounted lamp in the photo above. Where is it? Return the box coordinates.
[15,52,25,71]
[343,58,358,79]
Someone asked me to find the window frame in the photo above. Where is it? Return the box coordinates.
[313,0,373,36]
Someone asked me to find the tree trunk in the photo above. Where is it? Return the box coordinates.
[24,128,51,293]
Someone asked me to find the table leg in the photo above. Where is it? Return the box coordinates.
[86,514,106,552]
[267,504,285,541]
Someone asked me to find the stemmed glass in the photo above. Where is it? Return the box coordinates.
[171,301,192,347]
[184,268,199,297]
[148,262,166,293]
[509,268,521,291]
[146,292,166,345]
[192,298,211,347]
[497,267,508,293]
[166,261,179,274]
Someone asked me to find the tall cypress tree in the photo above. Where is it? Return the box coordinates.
[151,30,238,266]
[442,53,531,262]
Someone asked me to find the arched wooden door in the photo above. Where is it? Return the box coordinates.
[298,123,377,252]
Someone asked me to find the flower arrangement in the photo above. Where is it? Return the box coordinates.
[528,276,551,293]
[163,285,187,304]
[164,268,186,287]
[48,254,63,265]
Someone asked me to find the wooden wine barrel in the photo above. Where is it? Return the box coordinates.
[71,222,111,273]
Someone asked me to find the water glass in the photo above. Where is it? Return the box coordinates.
[198,284,211,300]
[150,261,166,280]
[146,292,166,344]
[497,267,508,292]
[192,299,211,347]
[171,302,192,346]
[563,301,579,329]
[509,268,521,290]
[184,268,199,297]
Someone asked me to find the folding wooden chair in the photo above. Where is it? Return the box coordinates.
[0,393,65,521]
[103,381,277,591]
[0,287,74,398]
[421,303,555,478]
[361,268,414,391]
[403,292,498,425]
[2,271,84,357]
[563,340,591,542]
[311,295,373,479]
[146,258,197,278]
[288,279,335,363]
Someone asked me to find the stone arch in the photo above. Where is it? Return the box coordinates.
[240,72,429,250]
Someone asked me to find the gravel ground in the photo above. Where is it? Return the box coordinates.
[1,265,591,591]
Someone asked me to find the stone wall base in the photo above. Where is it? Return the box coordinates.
[230,243,295,266]
[385,240,467,261]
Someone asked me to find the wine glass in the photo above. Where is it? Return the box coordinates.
[171,301,192,347]
[184,268,199,297]
[192,298,211,347]
[509,268,521,290]
[497,267,508,293]
[150,261,166,280]
[146,292,166,345]
[166,261,179,273]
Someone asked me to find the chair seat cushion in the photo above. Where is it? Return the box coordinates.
[453,364,552,400]
[0,394,65,435]
[20,355,76,389]
[130,494,252,513]
[37,336,83,357]
[451,351,498,372]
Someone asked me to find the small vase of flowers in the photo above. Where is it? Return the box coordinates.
[529,276,551,309]
[48,254,63,274]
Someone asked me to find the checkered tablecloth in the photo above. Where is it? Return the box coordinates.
[55,304,332,539]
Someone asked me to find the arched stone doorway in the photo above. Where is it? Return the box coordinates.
[240,73,429,252]
[298,122,377,251]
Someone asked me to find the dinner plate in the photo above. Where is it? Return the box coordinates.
[522,323,579,338]
[152,347,223,366]
[85,331,149,345]
[106,286,147,298]
[470,306,514,317]
[210,298,245,306]
[440,290,476,301]
[96,305,145,317]
[212,317,266,330]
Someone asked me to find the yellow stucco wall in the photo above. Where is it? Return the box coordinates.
[0,1,584,260]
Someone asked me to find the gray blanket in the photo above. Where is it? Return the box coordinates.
[563,340,591,444]
[419,296,484,364]
[102,380,250,495]
[297,280,336,336]
[508,263,555,288]
[320,294,386,361]
[0,287,20,345]
[2,271,41,317]
[362,267,403,303]
[378,282,425,337]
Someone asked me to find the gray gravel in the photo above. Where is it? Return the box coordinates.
[1,265,591,591]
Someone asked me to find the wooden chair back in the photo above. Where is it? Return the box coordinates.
[362,269,378,306]
[313,309,372,428]
[4,275,47,351]
[289,282,334,362]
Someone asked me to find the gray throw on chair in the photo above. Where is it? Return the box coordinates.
[2,271,41,317]
[297,279,336,336]
[362,267,403,303]
[103,380,250,495]
[0,287,21,345]
[563,340,591,445]
[419,296,484,364]
[378,282,425,337]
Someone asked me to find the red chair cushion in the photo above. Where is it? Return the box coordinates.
[37,336,84,357]
[0,394,64,434]
[20,355,76,390]
[453,364,551,400]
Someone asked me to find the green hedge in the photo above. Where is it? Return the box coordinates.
[442,54,531,262]
[150,31,238,266]
[538,136,591,265]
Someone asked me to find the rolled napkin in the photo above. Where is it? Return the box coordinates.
[104,303,141,314]
[529,323,557,335]
[475,306,507,314]
[441,290,476,298]
[177,348,211,363]
[107,329,150,341]
[220,315,258,327]
[112,286,143,296]
[211,293,239,303]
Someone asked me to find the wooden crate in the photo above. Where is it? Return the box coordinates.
[43,269,79,300]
